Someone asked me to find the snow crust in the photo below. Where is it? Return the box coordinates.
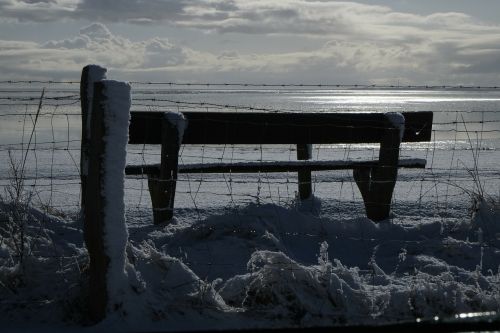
[100,79,133,311]
[385,112,405,141]
[164,111,187,143]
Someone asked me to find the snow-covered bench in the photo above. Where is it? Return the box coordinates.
[125,111,433,224]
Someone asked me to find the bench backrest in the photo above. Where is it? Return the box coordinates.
[129,111,433,145]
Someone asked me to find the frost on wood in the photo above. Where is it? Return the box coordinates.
[164,111,187,143]
[385,112,405,141]
[101,79,132,309]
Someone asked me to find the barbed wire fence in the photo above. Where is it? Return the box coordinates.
[1,80,500,325]
[1,81,498,237]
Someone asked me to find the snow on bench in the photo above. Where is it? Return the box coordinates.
[126,159,428,175]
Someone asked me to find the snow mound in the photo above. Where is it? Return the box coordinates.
[129,240,230,314]
[220,243,500,326]
[220,247,373,326]
[0,202,86,326]
[93,241,232,332]
[1,198,500,330]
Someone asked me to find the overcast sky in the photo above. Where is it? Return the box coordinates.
[1,0,500,84]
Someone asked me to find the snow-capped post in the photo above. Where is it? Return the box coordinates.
[84,80,131,322]
[297,144,312,200]
[353,113,404,221]
[148,112,185,224]
[80,65,107,212]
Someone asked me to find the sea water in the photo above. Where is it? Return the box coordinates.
[1,87,500,217]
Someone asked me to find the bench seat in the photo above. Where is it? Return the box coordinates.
[126,158,427,175]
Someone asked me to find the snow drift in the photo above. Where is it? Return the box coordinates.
[1,196,499,331]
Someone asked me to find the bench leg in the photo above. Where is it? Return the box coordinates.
[147,172,177,224]
[354,128,400,222]
[148,118,181,225]
[297,144,312,200]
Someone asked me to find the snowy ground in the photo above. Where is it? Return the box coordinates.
[1,189,500,332]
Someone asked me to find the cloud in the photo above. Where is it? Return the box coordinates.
[0,23,195,79]
[42,36,90,49]
[2,1,500,51]
[0,0,75,22]
[2,1,500,73]
[18,0,57,3]
[74,0,189,23]
[143,37,189,67]
[79,21,113,39]
[0,1,493,37]
[1,20,500,84]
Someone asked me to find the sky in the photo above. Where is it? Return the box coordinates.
[1,0,500,85]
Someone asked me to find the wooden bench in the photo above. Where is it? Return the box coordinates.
[126,111,433,224]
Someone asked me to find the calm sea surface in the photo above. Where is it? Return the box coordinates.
[1,87,500,142]
[1,87,500,211]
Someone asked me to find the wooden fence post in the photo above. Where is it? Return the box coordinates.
[297,144,312,200]
[84,80,131,322]
[80,65,107,211]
